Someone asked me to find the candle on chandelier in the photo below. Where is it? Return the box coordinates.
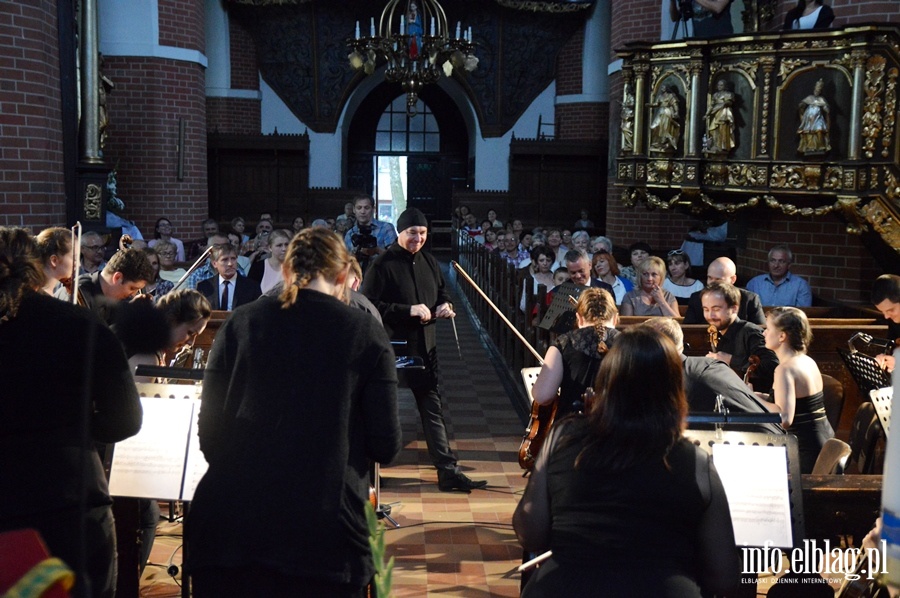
[455,21,461,39]
[355,21,360,39]
[430,17,435,36]
[370,17,375,37]
[468,26,473,42]
[400,15,405,35]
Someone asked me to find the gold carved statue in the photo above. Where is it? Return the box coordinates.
[649,85,681,153]
[704,80,736,156]
[797,79,830,155]
[620,84,635,152]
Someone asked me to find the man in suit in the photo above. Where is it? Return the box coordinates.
[683,256,765,325]
[642,317,784,435]
[702,282,778,392]
[197,244,261,311]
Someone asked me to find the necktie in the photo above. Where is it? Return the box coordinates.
[221,280,230,311]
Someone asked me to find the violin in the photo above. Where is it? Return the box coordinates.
[519,400,559,470]
[743,354,761,386]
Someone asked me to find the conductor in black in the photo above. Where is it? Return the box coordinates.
[362,208,487,492]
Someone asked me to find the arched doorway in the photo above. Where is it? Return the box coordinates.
[346,82,470,224]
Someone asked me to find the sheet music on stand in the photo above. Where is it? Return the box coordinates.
[685,430,804,549]
[538,282,588,333]
[837,348,891,395]
[869,387,893,438]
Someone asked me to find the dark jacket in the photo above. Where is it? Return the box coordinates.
[197,274,261,310]
[360,243,451,362]
[683,287,765,325]
[715,319,779,392]
[683,355,784,435]
[783,4,835,30]
[187,291,401,586]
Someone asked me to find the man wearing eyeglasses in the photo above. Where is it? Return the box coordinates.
[746,245,812,307]
[79,231,107,275]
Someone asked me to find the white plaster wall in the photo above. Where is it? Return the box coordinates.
[98,0,207,66]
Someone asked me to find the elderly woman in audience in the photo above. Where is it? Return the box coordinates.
[231,217,250,244]
[592,250,633,305]
[663,249,704,305]
[570,230,591,258]
[249,229,291,294]
[155,240,187,284]
[514,326,740,597]
[531,232,547,249]
[591,235,613,255]
[35,226,74,295]
[149,217,186,262]
[759,307,834,473]
[620,256,680,317]
[530,288,620,419]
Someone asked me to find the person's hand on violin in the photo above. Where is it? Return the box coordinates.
[876,353,895,373]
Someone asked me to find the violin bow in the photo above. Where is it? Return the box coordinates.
[70,222,83,306]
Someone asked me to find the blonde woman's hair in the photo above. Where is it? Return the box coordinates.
[279,228,352,308]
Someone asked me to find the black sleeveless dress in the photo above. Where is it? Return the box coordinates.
[790,391,834,473]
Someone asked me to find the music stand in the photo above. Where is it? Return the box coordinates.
[837,348,890,396]
[869,387,893,438]
[537,282,587,333]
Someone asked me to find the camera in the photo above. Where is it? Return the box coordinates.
[678,0,694,19]
[351,224,378,251]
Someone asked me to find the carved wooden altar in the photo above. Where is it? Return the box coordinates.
[615,25,900,252]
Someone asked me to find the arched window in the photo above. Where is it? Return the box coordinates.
[375,96,440,152]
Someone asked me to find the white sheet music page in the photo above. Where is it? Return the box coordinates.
[109,397,195,500]
[711,443,793,549]
[181,398,209,501]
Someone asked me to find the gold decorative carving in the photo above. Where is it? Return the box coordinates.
[672,162,685,183]
[686,165,697,181]
[727,164,766,187]
[621,187,640,208]
[797,79,831,156]
[843,169,856,190]
[863,200,900,248]
[862,56,886,159]
[782,41,807,50]
[760,57,775,156]
[636,164,646,180]
[832,53,854,71]
[620,83,635,153]
[803,166,822,190]
[618,163,634,179]
[84,184,102,220]
[779,58,810,82]
[859,169,867,190]
[704,163,728,186]
[823,166,843,190]
[871,167,880,190]
[698,193,761,213]
[884,68,898,159]
[885,168,899,202]
[835,196,867,235]
[764,196,833,217]
[648,160,672,184]
[770,165,805,189]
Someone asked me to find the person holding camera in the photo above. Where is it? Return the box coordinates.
[669,0,734,38]
[344,195,398,273]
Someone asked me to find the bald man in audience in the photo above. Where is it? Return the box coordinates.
[642,317,783,435]
[872,274,900,372]
[683,257,765,325]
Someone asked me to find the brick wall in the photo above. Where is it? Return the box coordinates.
[556,29,583,96]
[206,98,261,135]
[158,0,204,52]
[103,57,208,237]
[229,15,258,90]
[557,103,609,141]
[0,1,66,230]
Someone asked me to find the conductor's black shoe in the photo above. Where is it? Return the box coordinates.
[438,470,488,492]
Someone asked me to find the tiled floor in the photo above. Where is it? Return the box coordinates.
[139,262,531,596]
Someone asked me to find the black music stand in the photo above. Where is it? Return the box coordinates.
[537,282,587,333]
[837,348,891,396]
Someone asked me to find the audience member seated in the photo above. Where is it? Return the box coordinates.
[230,216,250,244]
[57,247,156,325]
[783,0,834,30]
[642,317,784,435]
[474,219,492,244]
[620,256,680,317]
[520,246,556,312]
[155,240,187,284]
[511,219,524,239]
[185,234,231,289]
[546,229,565,265]
[591,250,632,305]
[335,202,354,227]
[683,257,766,325]
[185,218,220,261]
[701,282,778,392]
[149,217,186,261]
[291,216,306,234]
[79,230,107,275]
[197,243,262,311]
[570,231,591,258]
[591,235,613,255]
[663,249,704,305]
[619,241,651,285]
[872,274,900,372]
[461,213,480,237]
[486,209,503,229]
[559,249,613,295]
[141,247,174,299]
[513,326,740,598]
[518,230,533,253]
[500,233,530,268]
[248,229,290,295]
[759,307,833,473]
[530,232,547,249]
[573,209,594,230]
[482,228,500,253]
[35,227,73,295]
[746,245,812,307]
[559,230,571,253]
[530,288,619,419]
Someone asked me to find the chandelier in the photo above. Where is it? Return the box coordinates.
[347,0,478,115]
